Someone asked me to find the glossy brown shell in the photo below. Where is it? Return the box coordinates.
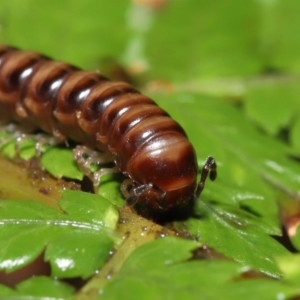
[0,45,198,210]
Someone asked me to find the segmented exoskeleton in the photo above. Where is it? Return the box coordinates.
[0,45,216,211]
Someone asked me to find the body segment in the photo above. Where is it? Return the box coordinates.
[0,45,216,211]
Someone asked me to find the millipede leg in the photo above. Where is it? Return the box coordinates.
[195,156,217,198]
[126,184,151,206]
[93,165,119,193]
[0,124,27,157]
[73,145,117,193]
[15,132,60,158]
[0,124,59,158]
[120,178,133,199]
[125,182,167,208]
[34,134,60,157]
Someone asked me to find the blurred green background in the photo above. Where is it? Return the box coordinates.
[1,0,300,140]
[1,0,300,82]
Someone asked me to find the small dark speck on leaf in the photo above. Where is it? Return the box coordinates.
[39,187,51,195]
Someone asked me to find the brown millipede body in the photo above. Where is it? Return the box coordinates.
[0,44,217,211]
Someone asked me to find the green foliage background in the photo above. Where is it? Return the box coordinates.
[1,0,300,299]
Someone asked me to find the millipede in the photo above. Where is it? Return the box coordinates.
[0,44,217,212]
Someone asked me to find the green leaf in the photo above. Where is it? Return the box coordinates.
[101,237,241,300]
[41,147,84,180]
[59,190,119,230]
[276,254,300,285]
[290,115,300,153]
[96,174,125,208]
[0,191,119,278]
[263,1,300,72]
[120,236,200,270]
[220,279,299,300]
[180,201,289,278]
[45,231,114,279]
[244,81,300,136]
[147,0,263,81]
[0,138,36,160]
[0,283,17,297]
[16,276,74,298]
[0,0,130,69]
[199,178,267,207]
[101,237,299,300]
